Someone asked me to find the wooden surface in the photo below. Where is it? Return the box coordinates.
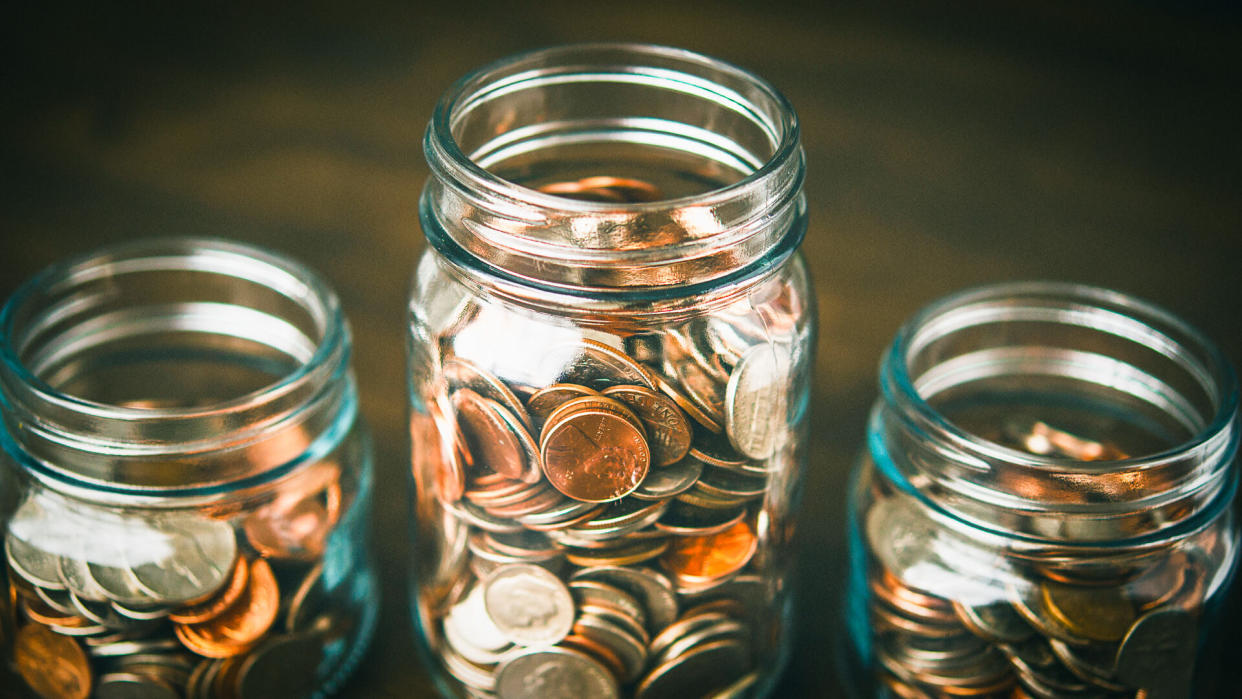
[2,2,1240,696]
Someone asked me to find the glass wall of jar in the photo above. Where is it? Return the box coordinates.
[844,282,1240,699]
[407,44,813,698]
[0,238,378,699]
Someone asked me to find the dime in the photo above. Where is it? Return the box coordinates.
[660,519,756,587]
[632,457,702,501]
[635,638,750,699]
[454,388,533,483]
[14,623,93,699]
[1040,581,1135,643]
[602,385,692,466]
[541,408,650,502]
[482,564,575,646]
[495,646,619,699]
[569,580,648,631]
[175,558,279,658]
[686,432,764,475]
[724,343,790,459]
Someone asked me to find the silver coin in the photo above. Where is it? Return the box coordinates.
[568,580,647,632]
[443,641,499,692]
[686,434,766,476]
[447,582,513,656]
[495,646,619,699]
[635,638,750,699]
[572,612,648,684]
[69,593,134,630]
[655,616,748,667]
[87,540,158,608]
[128,516,236,606]
[632,458,702,501]
[565,500,669,541]
[570,566,679,635]
[34,584,78,616]
[1048,638,1128,692]
[59,549,113,602]
[952,599,1034,643]
[5,529,64,590]
[724,343,790,459]
[540,340,656,391]
[89,637,184,658]
[650,611,733,660]
[693,468,768,500]
[576,600,650,649]
[110,601,171,622]
[482,564,574,646]
[445,499,526,534]
[235,634,324,699]
[516,499,601,528]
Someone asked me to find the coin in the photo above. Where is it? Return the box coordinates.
[541,407,650,503]
[559,633,629,684]
[95,672,181,699]
[724,343,790,459]
[570,566,679,635]
[130,516,237,606]
[660,518,756,587]
[482,564,575,646]
[454,388,533,483]
[175,558,279,658]
[952,599,1034,643]
[632,457,702,501]
[169,555,250,625]
[601,385,692,466]
[6,529,65,590]
[446,357,533,430]
[495,646,619,699]
[635,638,749,699]
[542,395,646,439]
[542,339,657,391]
[234,634,324,699]
[537,176,663,203]
[1115,608,1196,699]
[572,612,648,683]
[655,501,745,536]
[1040,581,1135,643]
[245,463,341,561]
[649,369,722,434]
[563,538,670,568]
[14,623,93,699]
[528,384,600,430]
[569,579,648,631]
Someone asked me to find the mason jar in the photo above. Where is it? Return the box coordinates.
[0,238,378,699]
[844,282,1239,699]
[406,44,813,698]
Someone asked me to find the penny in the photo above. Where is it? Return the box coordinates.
[175,558,279,658]
[632,457,702,501]
[245,462,342,561]
[724,343,790,459]
[601,385,692,466]
[445,357,533,430]
[170,555,250,625]
[542,394,646,440]
[14,622,93,699]
[541,408,650,503]
[528,383,599,430]
[635,638,749,699]
[649,369,722,433]
[541,339,656,391]
[494,646,619,699]
[660,518,756,587]
[1040,581,1135,642]
[482,564,575,646]
[130,516,237,606]
[454,388,532,482]
[571,566,679,635]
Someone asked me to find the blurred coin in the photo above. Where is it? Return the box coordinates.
[1040,582,1135,643]
[687,432,765,475]
[693,468,768,500]
[563,538,669,568]
[537,176,663,203]
[572,612,648,683]
[540,339,656,391]
[633,457,702,501]
[130,516,237,607]
[95,672,180,699]
[1115,608,1196,699]
[446,357,533,430]
[601,385,692,466]
[482,564,574,646]
[175,558,279,658]
[664,354,725,430]
[170,555,250,625]
[635,638,749,699]
[528,384,598,430]
[234,634,324,699]
[445,499,526,534]
[88,638,184,658]
[952,599,1034,643]
[569,579,647,632]
[660,519,756,587]
[655,501,745,536]
[455,388,535,483]
[1047,638,1127,692]
[1009,584,1092,646]
[649,369,722,433]
[567,499,669,540]
[570,566,679,635]
[14,622,93,699]
[6,530,64,590]
[558,633,628,684]
[724,343,789,460]
[495,646,619,699]
[245,462,341,561]
[541,407,650,502]
[441,642,497,692]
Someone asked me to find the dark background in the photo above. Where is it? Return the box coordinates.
[2,2,1239,696]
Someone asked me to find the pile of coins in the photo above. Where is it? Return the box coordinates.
[3,459,350,699]
[415,306,800,698]
[864,483,1211,699]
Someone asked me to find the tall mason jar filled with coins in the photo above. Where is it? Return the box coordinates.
[0,238,379,699]
[407,44,814,698]
[845,282,1240,699]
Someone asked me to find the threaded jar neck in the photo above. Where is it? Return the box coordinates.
[421,43,806,299]
[872,281,1239,544]
[0,238,354,497]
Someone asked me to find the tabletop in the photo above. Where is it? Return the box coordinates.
[2,2,1240,696]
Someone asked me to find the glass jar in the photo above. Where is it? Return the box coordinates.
[406,44,813,698]
[844,282,1239,699]
[0,238,378,699]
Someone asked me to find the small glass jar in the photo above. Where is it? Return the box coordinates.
[407,44,813,698]
[0,238,378,699]
[844,282,1239,699]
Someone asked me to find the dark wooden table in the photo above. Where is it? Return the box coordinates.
[2,2,1239,696]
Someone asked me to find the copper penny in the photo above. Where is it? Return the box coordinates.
[175,558,279,658]
[453,388,531,482]
[649,369,722,434]
[541,408,650,503]
[444,357,533,430]
[169,554,251,624]
[542,395,646,441]
[601,385,692,467]
[14,623,93,699]
[660,519,757,587]
[528,383,599,430]
[245,463,342,561]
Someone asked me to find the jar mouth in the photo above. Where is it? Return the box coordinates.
[877,281,1239,542]
[422,43,806,292]
[0,238,351,492]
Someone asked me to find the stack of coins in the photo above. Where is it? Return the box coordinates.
[4,459,349,699]
[863,424,1213,699]
[415,302,800,698]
